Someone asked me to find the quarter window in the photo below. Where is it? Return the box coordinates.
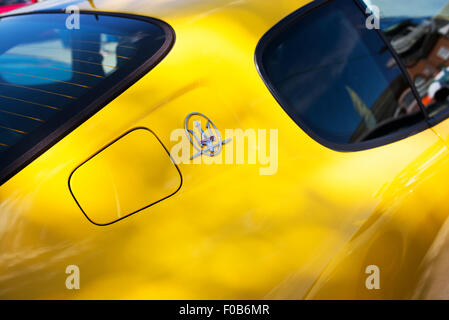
[256,0,426,150]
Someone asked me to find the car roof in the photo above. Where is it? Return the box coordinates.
[10,0,306,16]
[5,0,311,38]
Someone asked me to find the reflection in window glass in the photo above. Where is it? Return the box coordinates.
[0,37,73,85]
[260,0,424,147]
[364,0,449,118]
[0,13,168,174]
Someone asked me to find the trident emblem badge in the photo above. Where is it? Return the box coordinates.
[184,112,231,160]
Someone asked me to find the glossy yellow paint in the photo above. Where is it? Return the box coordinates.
[2,0,449,299]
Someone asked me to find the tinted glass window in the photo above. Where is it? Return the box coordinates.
[362,0,449,120]
[0,12,172,181]
[258,0,425,148]
[0,0,30,4]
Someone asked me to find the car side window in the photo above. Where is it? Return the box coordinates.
[0,12,173,185]
[362,0,449,123]
[256,0,427,151]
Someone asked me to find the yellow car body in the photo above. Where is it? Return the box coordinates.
[2,0,449,299]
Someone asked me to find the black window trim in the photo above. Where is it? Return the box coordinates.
[0,9,175,186]
[255,0,432,152]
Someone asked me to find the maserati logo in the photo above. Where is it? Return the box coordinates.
[184,112,231,159]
